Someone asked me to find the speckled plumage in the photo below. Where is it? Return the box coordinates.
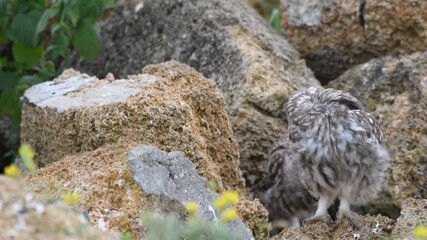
[264,134,317,227]
[264,86,390,227]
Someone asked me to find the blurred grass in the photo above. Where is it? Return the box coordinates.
[243,0,280,20]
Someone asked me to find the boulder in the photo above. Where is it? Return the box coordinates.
[20,62,269,237]
[21,61,244,195]
[0,176,117,239]
[70,0,319,194]
[281,0,427,83]
[328,51,427,215]
[25,144,269,239]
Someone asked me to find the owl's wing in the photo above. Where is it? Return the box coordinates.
[350,110,383,144]
[267,135,298,184]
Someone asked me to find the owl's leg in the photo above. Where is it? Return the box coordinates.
[291,216,300,228]
[302,195,332,225]
[336,197,360,227]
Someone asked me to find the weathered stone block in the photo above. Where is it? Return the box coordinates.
[281,0,427,82]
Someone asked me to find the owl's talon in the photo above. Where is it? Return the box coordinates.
[336,210,360,227]
[302,214,332,225]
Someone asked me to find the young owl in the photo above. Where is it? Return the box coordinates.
[265,86,390,227]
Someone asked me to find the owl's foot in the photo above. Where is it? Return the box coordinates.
[302,214,333,225]
[336,198,362,228]
[336,209,361,228]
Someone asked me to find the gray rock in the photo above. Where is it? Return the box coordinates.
[71,0,319,195]
[23,69,156,113]
[128,145,254,240]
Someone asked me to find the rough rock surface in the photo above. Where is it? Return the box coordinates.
[0,176,117,240]
[21,61,269,238]
[281,0,427,82]
[26,144,269,239]
[391,198,427,239]
[274,198,427,239]
[21,61,244,196]
[129,145,254,239]
[70,0,319,194]
[328,51,427,215]
[275,214,395,240]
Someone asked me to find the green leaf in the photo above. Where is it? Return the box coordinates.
[0,0,7,19]
[0,71,20,90]
[9,10,44,47]
[65,4,80,26]
[49,1,62,16]
[12,42,44,68]
[35,10,51,35]
[0,31,8,44]
[57,32,69,52]
[0,88,21,124]
[72,19,101,60]
[269,8,281,33]
[104,0,118,9]
[20,75,46,85]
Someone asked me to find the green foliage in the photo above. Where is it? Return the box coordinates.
[0,0,117,125]
[144,212,244,240]
[145,192,243,240]
[268,8,281,33]
[120,232,133,240]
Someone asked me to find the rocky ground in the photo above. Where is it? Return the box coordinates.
[1,0,426,239]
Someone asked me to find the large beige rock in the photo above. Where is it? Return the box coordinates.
[0,176,117,240]
[21,61,244,193]
[21,61,269,238]
[391,198,427,240]
[328,51,427,216]
[26,144,269,239]
[281,0,427,82]
[71,0,319,194]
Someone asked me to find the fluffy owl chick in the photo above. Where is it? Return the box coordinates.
[263,134,317,228]
[286,86,390,224]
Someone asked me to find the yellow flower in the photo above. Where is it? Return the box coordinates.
[63,192,80,204]
[18,143,37,175]
[184,201,200,215]
[4,164,21,178]
[414,225,427,240]
[213,196,228,209]
[220,208,238,222]
[222,191,239,205]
